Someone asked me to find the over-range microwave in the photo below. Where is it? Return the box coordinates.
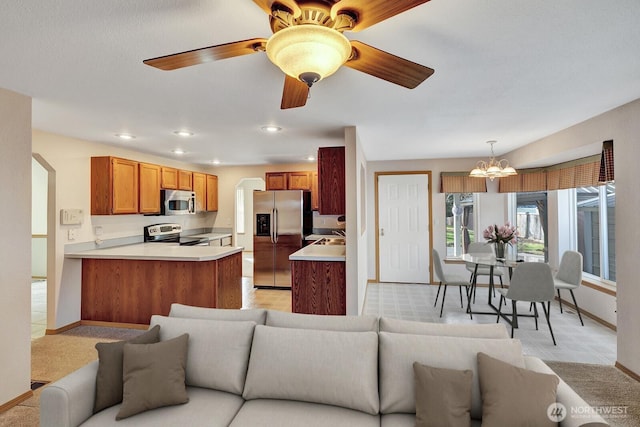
[160,190,196,215]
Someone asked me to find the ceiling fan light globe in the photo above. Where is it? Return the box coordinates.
[266,25,351,83]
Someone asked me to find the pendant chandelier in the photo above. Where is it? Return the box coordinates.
[469,140,518,181]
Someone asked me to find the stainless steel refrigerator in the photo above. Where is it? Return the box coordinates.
[253,190,312,288]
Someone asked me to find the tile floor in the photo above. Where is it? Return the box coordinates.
[363,282,617,364]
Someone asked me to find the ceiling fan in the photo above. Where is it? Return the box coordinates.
[143,0,435,109]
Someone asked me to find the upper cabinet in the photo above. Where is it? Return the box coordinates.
[92,156,218,215]
[265,172,288,190]
[265,171,317,210]
[91,157,139,215]
[178,170,193,190]
[161,167,178,189]
[206,175,219,212]
[192,172,207,212]
[139,162,161,214]
[318,147,345,215]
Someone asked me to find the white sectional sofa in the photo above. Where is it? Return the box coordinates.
[40,305,608,427]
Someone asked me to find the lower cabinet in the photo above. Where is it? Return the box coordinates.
[291,260,346,315]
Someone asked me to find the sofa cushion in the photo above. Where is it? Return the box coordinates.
[81,387,244,427]
[229,399,380,427]
[379,317,508,338]
[93,325,161,413]
[413,362,472,427]
[169,303,267,324]
[266,310,379,332]
[150,315,255,395]
[243,325,379,414]
[117,334,189,420]
[478,352,559,427]
[378,332,525,419]
[381,414,482,427]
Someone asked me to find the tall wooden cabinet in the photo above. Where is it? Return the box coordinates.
[317,147,345,215]
[91,157,139,215]
[193,172,207,212]
[206,175,219,212]
[139,163,161,214]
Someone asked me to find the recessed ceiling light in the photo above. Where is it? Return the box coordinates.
[115,133,135,140]
[211,159,221,165]
[172,149,185,155]
[173,130,194,137]
[261,125,282,133]
[307,156,315,161]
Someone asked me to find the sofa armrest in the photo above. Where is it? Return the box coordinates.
[524,356,609,427]
[40,360,98,427]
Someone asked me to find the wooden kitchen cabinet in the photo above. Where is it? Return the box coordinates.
[193,172,207,212]
[91,157,139,215]
[178,169,193,190]
[311,172,319,211]
[139,162,161,214]
[318,146,345,215]
[265,172,288,190]
[161,167,178,189]
[206,174,219,212]
[291,260,346,315]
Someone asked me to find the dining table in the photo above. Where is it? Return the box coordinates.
[460,253,525,321]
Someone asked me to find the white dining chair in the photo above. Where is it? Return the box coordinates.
[554,250,584,326]
[432,249,472,318]
[496,262,556,345]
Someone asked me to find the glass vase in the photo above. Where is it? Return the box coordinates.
[495,241,505,259]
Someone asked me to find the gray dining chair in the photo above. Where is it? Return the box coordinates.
[432,249,472,318]
[554,250,584,326]
[465,241,504,301]
[496,262,556,345]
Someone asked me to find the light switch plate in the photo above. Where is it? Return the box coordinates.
[60,209,83,225]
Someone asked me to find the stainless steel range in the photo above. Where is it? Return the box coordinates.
[143,223,209,246]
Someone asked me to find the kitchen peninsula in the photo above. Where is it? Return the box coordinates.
[289,238,346,315]
[66,244,242,325]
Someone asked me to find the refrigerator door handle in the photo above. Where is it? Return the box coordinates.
[270,208,275,243]
[273,208,279,243]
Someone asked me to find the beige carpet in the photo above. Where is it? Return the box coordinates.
[546,361,640,427]
[0,326,143,427]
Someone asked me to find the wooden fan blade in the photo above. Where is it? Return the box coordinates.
[331,0,431,32]
[143,38,267,71]
[253,0,301,17]
[344,41,434,89]
[281,75,309,109]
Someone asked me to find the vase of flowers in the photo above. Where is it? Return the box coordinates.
[483,223,517,259]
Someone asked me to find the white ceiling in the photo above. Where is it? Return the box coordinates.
[1,0,639,166]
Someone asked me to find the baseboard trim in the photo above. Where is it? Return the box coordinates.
[0,390,33,414]
[555,296,616,331]
[615,362,640,382]
[45,321,81,335]
[80,320,149,330]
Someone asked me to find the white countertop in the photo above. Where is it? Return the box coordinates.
[289,242,346,262]
[188,232,232,240]
[304,234,344,241]
[65,243,243,262]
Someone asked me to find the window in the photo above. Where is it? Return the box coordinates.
[576,183,615,281]
[515,192,548,262]
[445,193,475,257]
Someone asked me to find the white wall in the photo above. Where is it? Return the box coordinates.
[0,87,32,407]
[32,158,48,277]
[32,130,219,329]
[234,178,265,250]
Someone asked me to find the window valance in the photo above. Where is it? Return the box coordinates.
[440,172,487,193]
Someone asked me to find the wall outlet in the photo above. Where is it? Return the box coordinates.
[94,226,103,236]
[68,229,77,240]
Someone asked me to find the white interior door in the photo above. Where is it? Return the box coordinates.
[378,174,430,283]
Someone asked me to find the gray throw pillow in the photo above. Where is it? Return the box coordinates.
[116,334,190,420]
[414,362,472,427]
[477,352,559,427]
[93,325,160,413]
